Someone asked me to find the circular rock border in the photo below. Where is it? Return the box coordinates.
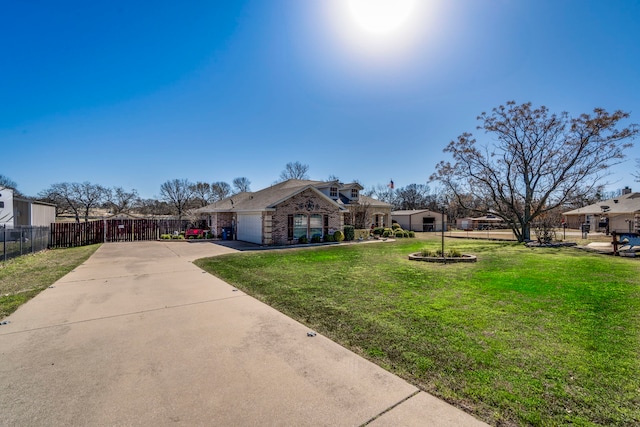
[408,253,477,263]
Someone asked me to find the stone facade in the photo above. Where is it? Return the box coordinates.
[271,189,343,245]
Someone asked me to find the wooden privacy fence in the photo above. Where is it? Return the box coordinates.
[50,219,192,248]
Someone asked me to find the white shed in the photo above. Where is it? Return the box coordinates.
[391,209,447,232]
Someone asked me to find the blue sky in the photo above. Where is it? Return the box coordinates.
[2,0,640,199]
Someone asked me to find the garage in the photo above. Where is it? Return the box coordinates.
[237,213,263,244]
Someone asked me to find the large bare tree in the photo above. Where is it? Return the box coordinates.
[279,161,309,181]
[432,101,638,242]
[73,182,107,222]
[159,179,194,221]
[211,181,231,201]
[190,182,214,207]
[39,182,106,222]
[105,187,139,215]
[232,177,251,193]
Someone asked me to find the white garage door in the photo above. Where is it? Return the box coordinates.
[237,213,262,244]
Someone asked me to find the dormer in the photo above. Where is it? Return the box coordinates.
[338,182,363,203]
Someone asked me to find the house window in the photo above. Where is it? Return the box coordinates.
[310,214,323,239]
[293,214,307,238]
[351,189,358,199]
[330,187,337,198]
[287,214,294,240]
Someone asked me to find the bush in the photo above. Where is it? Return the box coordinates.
[392,223,401,230]
[160,234,172,240]
[403,231,410,238]
[343,225,355,241]
[333,230,344,242]
[298,236,308,244]
[448,248,462,257]
[324,234,335,242]
[372,227,384,236]
[382,230,391,238]
[408,231,415,238]
[395,230,405,238]
[311,234,322,243]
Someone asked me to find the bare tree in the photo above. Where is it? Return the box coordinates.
[0,175,21,196]
[105,187,139,215]
[395,184,436,210]
[365,183,397,206]
[279,161,309,181]
[191,182,214,207]
[72,182,107,222]
[39,183,82,221]
[159,179,194,221]
[351,201,371,229]
[432,101,638,242]
[232,177,251,193]
[137,198,173,216]
[211,181,231,201]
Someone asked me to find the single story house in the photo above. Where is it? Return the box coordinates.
[196,179,392,245]
[456,214,505,230]
[0,188,56,228]
[391,209,447,232]
[563,190,640,233]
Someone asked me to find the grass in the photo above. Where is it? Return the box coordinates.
[194,238,640,426]
[0,245,101,319]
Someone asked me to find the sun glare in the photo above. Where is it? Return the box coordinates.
[346,0,417,36]
[317,0,435,64]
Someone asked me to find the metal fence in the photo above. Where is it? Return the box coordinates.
[1,225,50,262]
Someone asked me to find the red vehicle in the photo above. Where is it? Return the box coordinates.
[185,228,208,239]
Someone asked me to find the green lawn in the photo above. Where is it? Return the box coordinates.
[0,245,101,319]
[195,238,640,426]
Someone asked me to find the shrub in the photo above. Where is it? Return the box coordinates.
[395,230,405,238]
[160,234,172,240]
[408,231,415,238]
[382,230,391,238]
[298,236,308,244]
[447,248,463,257]
[372,227,384,236]
[392,223,401,230]
[324,233,335,242]
[420,249,437,257]
[343,225,355,241]
[333,230,344,242]
[403,231,410,238]
[311,234,322,243]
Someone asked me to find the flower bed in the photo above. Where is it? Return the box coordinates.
[408,252,477,263]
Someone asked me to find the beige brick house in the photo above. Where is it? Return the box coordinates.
[196,179,391,245]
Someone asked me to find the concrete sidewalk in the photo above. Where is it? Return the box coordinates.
[0,241,488,426]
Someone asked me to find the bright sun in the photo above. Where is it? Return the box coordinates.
[346,0,418,37]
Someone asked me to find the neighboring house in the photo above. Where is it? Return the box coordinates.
[563,190,640,233]
[391,209,447,232]
[196,179,392,245]
[456,214,505,231]
[0,187,14,227]
[0,188,56,228]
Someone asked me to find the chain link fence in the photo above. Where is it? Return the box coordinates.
[1,225,50,262]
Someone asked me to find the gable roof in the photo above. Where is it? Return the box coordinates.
[196,180,348,213]
[563,192,640,215]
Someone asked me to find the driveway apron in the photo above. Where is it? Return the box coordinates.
[0,241,487,426]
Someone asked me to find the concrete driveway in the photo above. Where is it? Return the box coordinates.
[0,241,488,426]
